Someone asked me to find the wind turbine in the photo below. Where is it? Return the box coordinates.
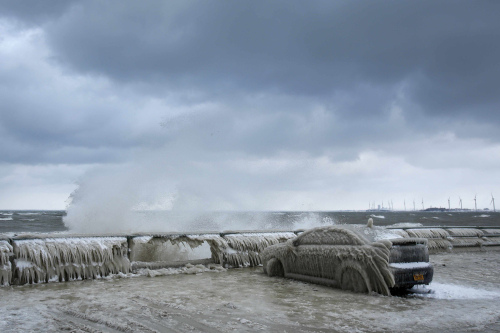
[491,194,496,212]
[404,199,407,211]
[421,198,424,210]
[474,194,477,211]
[459,197,463,210]
[448,197,450,210]
[413,199,416,211]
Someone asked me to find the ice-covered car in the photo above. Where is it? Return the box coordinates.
[261,225,433,295]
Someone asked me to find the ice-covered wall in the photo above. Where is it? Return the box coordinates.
[12,237,130,284]
[388,227,500,251]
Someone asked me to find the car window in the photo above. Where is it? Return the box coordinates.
[296,228,365,246]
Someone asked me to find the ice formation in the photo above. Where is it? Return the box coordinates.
[12,237,130,284]
[0,240,12,286]
[129,232,296,269]
[481,229,500,236]
[221,232,296,267]
[446,228,483,237]
[448,237,483,247]
[406,228,450,239]
[403,229,452,251]
[262,227,396,295]
[390,229,410,238]
[265,240,395,295]
[138,263,226,277]
[1,225,496,287]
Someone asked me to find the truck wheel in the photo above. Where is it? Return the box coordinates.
[267,258,284,277]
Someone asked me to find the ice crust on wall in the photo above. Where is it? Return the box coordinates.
[12,237,130,284]
[481,229,500,236]
[129,232,296,269]
[406,228,450,239]
[221,232,296,267]
[446,228,483,237]
[0,240,13,286]
[404,229,451,251]
[389,227,499,250]
[449,237,483,247]
[426,239,453,251]
[185,232,296,268]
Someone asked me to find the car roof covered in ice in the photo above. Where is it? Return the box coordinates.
[296,224,402,244]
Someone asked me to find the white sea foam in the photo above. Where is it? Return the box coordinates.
[0,217,13,221]
[411,282,500,300]
[369,214,385,219]
[474,214,490,218]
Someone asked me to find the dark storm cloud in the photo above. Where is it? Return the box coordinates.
[25,0,498,123]
[1,0,499,165]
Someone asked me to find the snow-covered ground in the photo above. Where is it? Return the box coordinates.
[1,251,500,332]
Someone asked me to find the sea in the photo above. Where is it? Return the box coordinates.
[1,210,499,235]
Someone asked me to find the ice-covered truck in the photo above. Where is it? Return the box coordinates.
[262,225,433,296]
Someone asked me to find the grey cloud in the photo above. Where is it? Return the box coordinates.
[1,0,499,165]
[0,0,78,25]
[28,0,498,123]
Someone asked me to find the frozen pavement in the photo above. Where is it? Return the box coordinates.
[1,251,500,332]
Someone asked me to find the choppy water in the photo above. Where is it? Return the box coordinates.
[1,210,499,234]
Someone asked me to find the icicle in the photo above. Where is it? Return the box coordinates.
[426,239,452,251]
[482,236,500,246]
[448,237,483,247]
[223,232,296,252]
[406,229,449,239]
[445,228,483,237]
[12,237,130,285]
[0,240,13,286]
[480,229,500,236]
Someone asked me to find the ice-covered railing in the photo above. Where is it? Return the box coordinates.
[12,236,130,285]
[220,232,296,267]
[387,226,500,251]
[129,231,297,269]
[1,226,499,286]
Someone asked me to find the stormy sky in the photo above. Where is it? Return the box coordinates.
[1,0,499,211]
